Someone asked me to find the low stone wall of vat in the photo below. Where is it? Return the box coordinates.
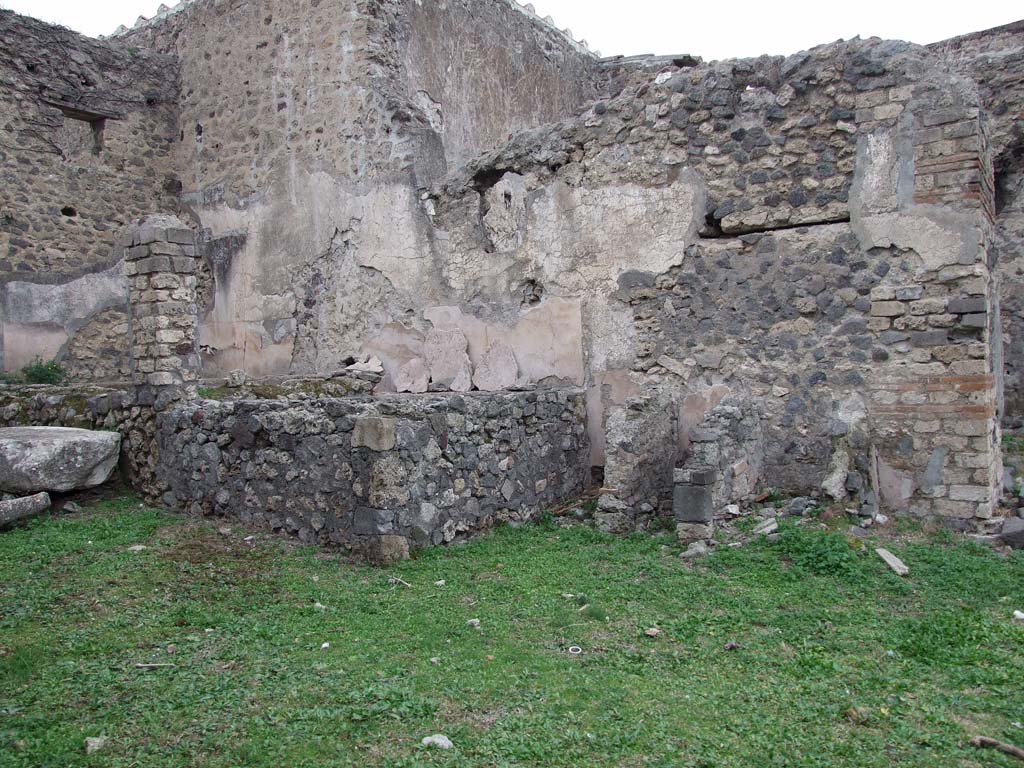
[0,383,166,500]
[157,389,590,558]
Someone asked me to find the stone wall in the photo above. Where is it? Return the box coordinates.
[417,37,1003,526]
[0,384,165,500]
[932,21,1024,425]
[0,3,1018,532]
[119,0,605,377]
[0,10,180,375]
[157,388,589,557]
[395,0,603,170]
[679,399,765,511]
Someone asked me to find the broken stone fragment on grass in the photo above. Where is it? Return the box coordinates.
[0,491,50,528]
[680,540,709,559]
[875,547,908,576]
[421,734,454,750]
[84,736,108,755]
[752,519,778,536]
[644,627,661,638]
[467,618,481,628]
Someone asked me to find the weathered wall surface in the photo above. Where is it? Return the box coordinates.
[414,37,1002,526]
[395,0,603,170]
[119,0,604,378]
[599,391,679,532]
[0,10,180,375]
[932,22,1024,424]
[122,0,412,376]
[158,389,589,553]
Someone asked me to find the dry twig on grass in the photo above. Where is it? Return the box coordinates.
[970,736,1024,763]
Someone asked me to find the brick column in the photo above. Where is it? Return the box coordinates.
[122,215,200,387]
[855,81,1003,527]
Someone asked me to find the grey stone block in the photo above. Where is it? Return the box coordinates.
[673,484,713,523]
[959,313,987,328]
[947,297,986,314]
[352,417,397,451]
[673,467,717,486]
[909,330,948,347]
[353,507,395,535]
[1000,516,1024,549]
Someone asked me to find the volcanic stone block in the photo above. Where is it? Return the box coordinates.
[673,484,713,523]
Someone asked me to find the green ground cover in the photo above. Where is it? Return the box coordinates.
[2,496,1022,767]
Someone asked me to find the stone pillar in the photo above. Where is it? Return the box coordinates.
[673,467,715,544]
[122,215,200,387]
[853,79,1003,529]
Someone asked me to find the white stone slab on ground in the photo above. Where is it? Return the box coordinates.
[875,547,909,576]
[0,427,120,494]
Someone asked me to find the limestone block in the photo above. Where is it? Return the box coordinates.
[351,417,397,451]
[0,427,120,494]
[0,492,51,527]
[948,484,991,502]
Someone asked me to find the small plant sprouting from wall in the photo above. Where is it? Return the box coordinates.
[20,357,67,385]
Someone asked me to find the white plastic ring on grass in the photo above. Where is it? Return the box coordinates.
[568,646,582,655]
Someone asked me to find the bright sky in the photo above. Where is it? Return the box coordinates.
[0,0,1020,59]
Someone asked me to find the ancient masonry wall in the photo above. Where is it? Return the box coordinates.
[859,78,1002,523]
[394,0,604,170]
[157,389,590,558]
[423,38,1003,526]
[0,10,180,378]
[597,391,679,532]
[0,2,1019,536]
[931,21,1024,425]
[118,0,605,377]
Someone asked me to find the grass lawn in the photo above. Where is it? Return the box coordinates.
[2,496,1023,767]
